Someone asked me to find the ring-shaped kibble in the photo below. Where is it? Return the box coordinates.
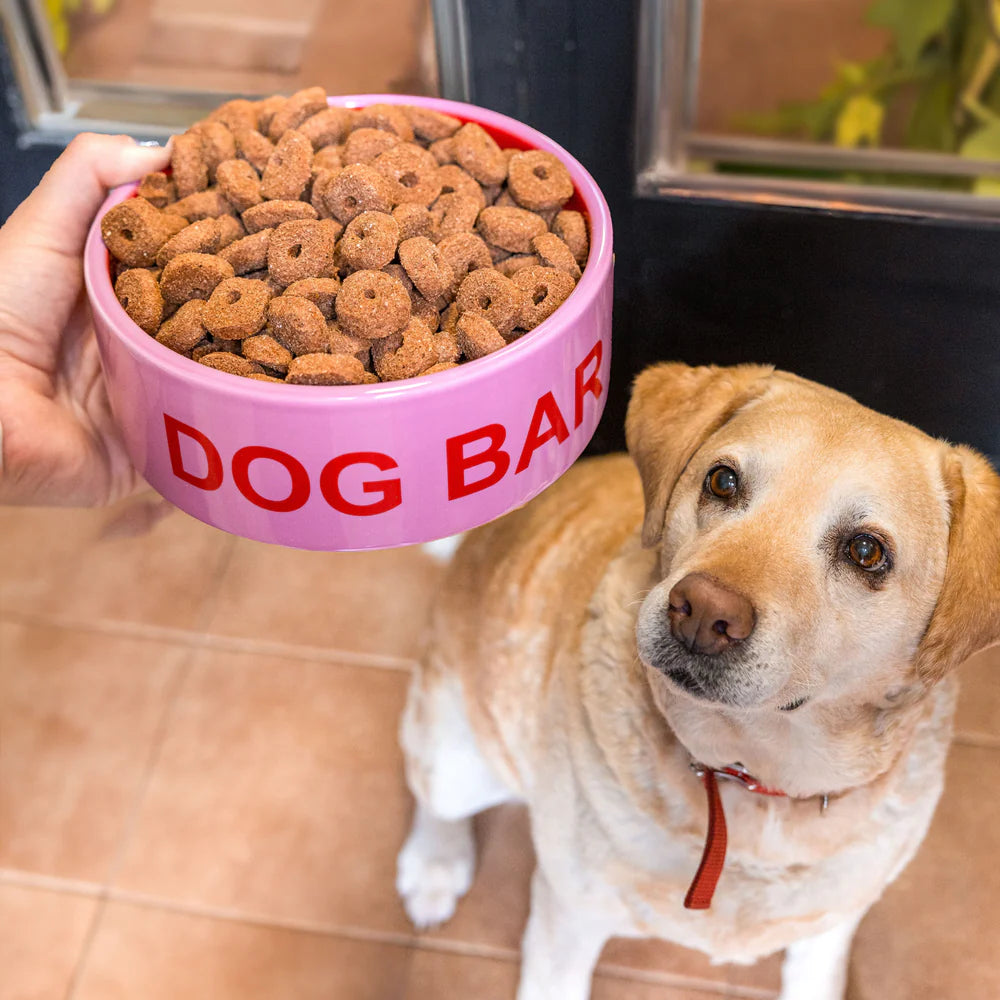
[477,206,548,254]
[456,311,506,360]
[261,129,313,201]
[171,132,208,198]
[373,143,442,207]
[343,128,401,165]
[241,333,293,373]
[197,351,265,378]
[233,127,275,173]
[436,232,492,288]
[352,103,415,142]
[512,265,577,330]
[284,276,341,319]
[371,318,438,381]
[217,159,262,213]
[411,293,442,332]
[432,192,479,239]
[155,299,208,353]
[219,228,273,274]
[335,269,412,339]
[451,123,507,186]
[404,105,461,143]
[266,294,330,355]
[298,107,352,150]
[398,236,454,302]
[531,232,582,280]
[495,254,540,278]
[266,86,327,140]
[137,172,175,208]
[338,211,400,272]
[156,217,222,268]
[217,214,246,249]
[195,121,237,181]
[101,199,188,267]
[328,322,374,363]
[506,150,574,211]
[164,189,234,222]
[322,164,394,224]
[434,328,460,364]
[435,165,486,209]
[552,210,589,265]
[313,146,344,175]
[286,352,372,385]
[159,253,235,305]
[115,268,163,334]
[455,267,523,336]
[208,98,258,134]
[242,200,318,234]
[267,219,338,285]
[203,277,272,340]
[392,203,435,241]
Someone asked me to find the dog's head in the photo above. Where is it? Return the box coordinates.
[626,363,1000,724]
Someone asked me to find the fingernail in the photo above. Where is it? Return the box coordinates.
[137,140,162,147]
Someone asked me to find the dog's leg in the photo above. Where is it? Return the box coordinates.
[397,668,513,929]
[516,869,614,1000]
[778,913,863,1000]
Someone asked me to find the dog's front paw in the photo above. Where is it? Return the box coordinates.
[396,814,475,929]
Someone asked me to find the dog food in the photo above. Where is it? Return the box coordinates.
[102,89,589,384]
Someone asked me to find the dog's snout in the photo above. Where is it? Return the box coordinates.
[667,573,755,655]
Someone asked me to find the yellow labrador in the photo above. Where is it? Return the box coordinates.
[397,363,1000,1000]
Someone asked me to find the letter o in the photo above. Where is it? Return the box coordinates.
[231,446,311,512]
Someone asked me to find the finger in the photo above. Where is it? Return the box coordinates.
[1,133,171,258]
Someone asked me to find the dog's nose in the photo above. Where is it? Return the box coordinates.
[667,573,755,656]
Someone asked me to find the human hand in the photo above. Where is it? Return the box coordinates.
[0,133,170,506]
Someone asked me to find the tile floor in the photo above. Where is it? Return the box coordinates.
[1,493,998,1000]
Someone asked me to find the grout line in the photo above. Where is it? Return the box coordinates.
[0,608,417,673]
[0,868,103,898]
[596,962,772,998]
[953,730,1000,751]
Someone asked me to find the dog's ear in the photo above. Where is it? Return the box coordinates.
[915,445,1000,683]
[625,362,775,547]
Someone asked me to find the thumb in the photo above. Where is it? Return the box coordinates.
[1,133,172,260]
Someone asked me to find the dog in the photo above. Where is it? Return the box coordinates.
[397,362,1000,1000]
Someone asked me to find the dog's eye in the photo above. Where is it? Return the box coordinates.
[706,465,739,500]
[847,534,886,571]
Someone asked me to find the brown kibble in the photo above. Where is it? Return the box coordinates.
[434,328,461,364]
[531,232,582,280]
[267,219,338,285]
[267,295,330,355]
[552,210,589,265]
[403,105,462,142]
[216,159,262,213]
[495,254,541,278]
[196,122,237,181]
[337,211,400,272]
[455,267,523,336]
[312,145,344,173]
[411,293,441,332]
[242,200,318,233]
[286,352,370,385]
[261,129,313,201]
[267,86,328,140]
[392,203,436,241]
[429,137,456,164]
[371,318,437,380]
[507,149,574,211]
[246,372,286,382]
[160,253,235,305]
[255,95,287,135]
[343,127,400,165]
[327,321,373,363]
[242,333,293,372]
[431,192,480,239]
[164,189,234,221]
[418,361,459,376]
[299,107,352,149]
[512,265,577,330]
[203,277,271,339]
[398,236,454,302]
[456,311,506,360]
[435,164,486,208]
[437,232,492,287]
[320,164,394,223]
[233,127,275,173]
[373,143,442,206]
[101,198,188,267]
[155,299,208,353]
[336,269,411,339]
[137,172,176,208]
[284,277,341,318]
[198,352,264,377]
[353,103,414,141]
[477,206,548,254]
[218,228,272,274]
[451,123,507,186]
[115,268,163,334]
[156,218,221,267]
[216,214,246,249]
[171,132,208,198]
[208,98,258,133]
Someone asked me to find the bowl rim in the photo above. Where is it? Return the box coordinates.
[84,93,613,405]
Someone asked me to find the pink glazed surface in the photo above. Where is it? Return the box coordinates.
[83,94,613,550]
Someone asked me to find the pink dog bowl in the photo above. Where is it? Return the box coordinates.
[84,94,613,551]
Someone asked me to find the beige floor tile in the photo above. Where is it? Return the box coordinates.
[0,496,233,630]
[0,883,98,1000]
[954,646,1000,743]
[74,902,411,1000]
[403,948,727,999]
[849,743,1000,999]
[200,537,444,660]
[0,622,184,881]
[113,648,414,932]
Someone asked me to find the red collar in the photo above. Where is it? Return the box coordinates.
[685,761,790,910]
